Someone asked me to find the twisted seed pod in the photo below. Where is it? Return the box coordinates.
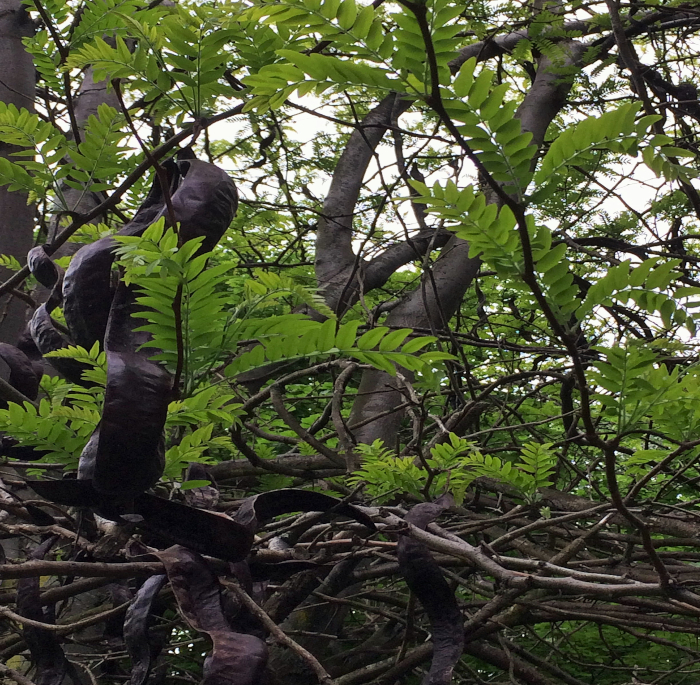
[0,342,40,400]
[397,494,464,685]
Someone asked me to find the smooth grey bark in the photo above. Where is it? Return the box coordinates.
[48,68,119,243]
[316,93,453,317]
[347,44,587,448]
[0,0,34,345]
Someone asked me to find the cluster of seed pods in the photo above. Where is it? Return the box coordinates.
[0,158,463,685]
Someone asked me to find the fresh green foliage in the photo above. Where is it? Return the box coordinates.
[349,434,557,504]
[4,0,700,679]
[115,221,453,386]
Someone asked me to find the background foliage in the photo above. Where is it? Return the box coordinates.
[3,0,700,682]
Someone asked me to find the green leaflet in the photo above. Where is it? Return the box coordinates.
[224,321,448,378]
[349,434,557,504]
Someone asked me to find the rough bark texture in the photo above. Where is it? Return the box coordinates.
[0,0,35,345]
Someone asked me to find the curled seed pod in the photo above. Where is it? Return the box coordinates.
[16,536,69,685]
[156,545,268,685]
[25,245,86,383]
[64,158,237,503]
[62,162,178,349]
[16,329,45,381]
[124,574,168,685]
[27,246,60,290]
[234,489,376,533]
[170,159,239,252]
[91,281,170,502]
[29,305,90,386]
[397,494,463,685]
[0,342,41,400]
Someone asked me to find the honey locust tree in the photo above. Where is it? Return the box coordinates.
[4,0,700,683]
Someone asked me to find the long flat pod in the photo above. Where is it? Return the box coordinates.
[168,159,238,251]
[133,493,254,562]
[156,545,268,685]
[93,281,171,502]
[62,162,178,349]
[397,494,463,685]
[234,489,376,533]
[24,477,257,562]
[0,342,40,400]
[16,536,70,685]
[124,573,168,685]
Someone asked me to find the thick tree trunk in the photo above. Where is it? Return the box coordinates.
[347,46,586,447]
[49,68,118,243]
[0,0,34,345]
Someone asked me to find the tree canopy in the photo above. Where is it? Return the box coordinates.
[2,0,700,683]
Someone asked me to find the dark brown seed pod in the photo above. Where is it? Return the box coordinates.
[91,282,170,502]
[0,435,51,461]
[156,545,268,685]
[0,341,41,400]
[234,488,376,533]
[397,494,463,685]
[29,305,90,386]
[124,574,168,685]
[62,162,177,349]
[27,245,60,290]
[133,493,255,562]
[24,478,99,508]
[169,159,239,252]
[16,536,69,685]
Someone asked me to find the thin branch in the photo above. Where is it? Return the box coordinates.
[224,581,335,685]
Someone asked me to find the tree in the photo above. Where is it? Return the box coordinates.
[3,0,700,683]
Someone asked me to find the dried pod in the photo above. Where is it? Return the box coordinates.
[16,536,69,685]
[234,488,376,533]
[397,494,463,685]
[156,545,268,685]
[29,305,90,386]
[124,574,168,685]
[134,493,254,562]
[169,159,239,251]
[0,342,40,400]
[0,435,51,461]
[25,478,99,508]
[62,161,177,349]
[92,281,170,502]
[16,328,45,381]
[27,245,60,290]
